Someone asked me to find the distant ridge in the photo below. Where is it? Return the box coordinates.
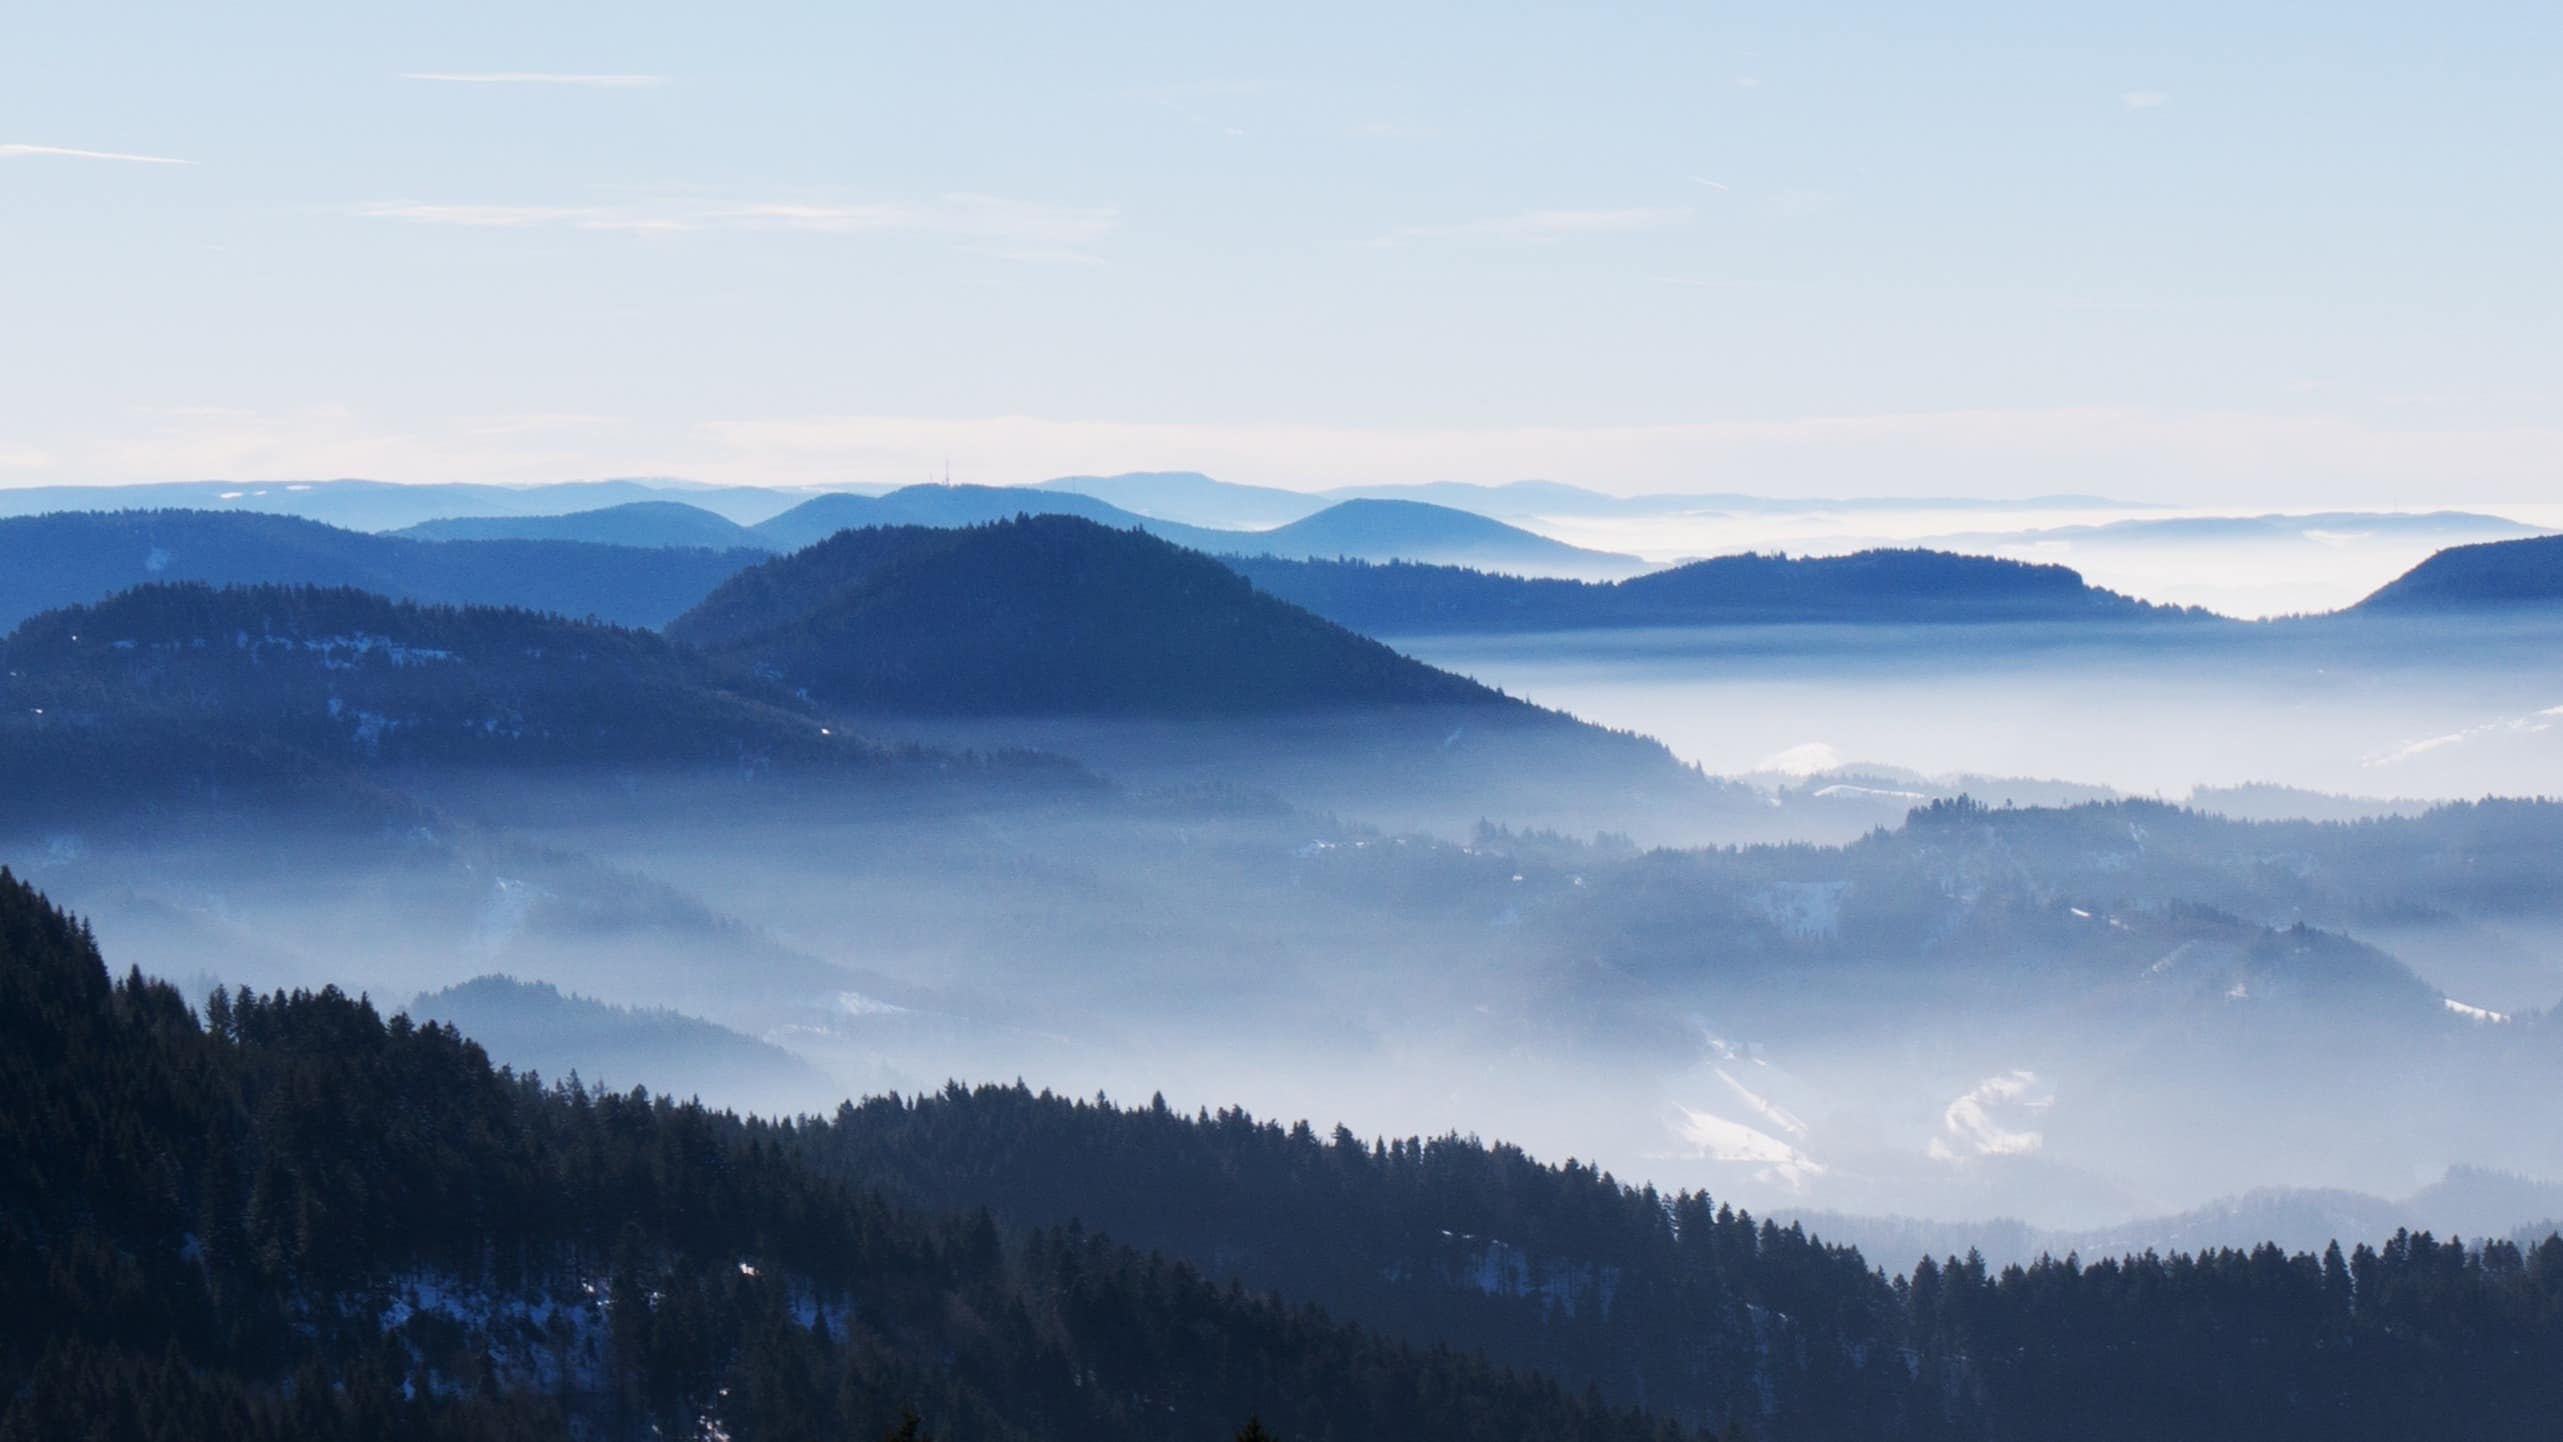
[1230,548,2202,635]
[1233,497,1643,576]
[396,500,770,551]
[0,509,762,631]
[409,975,827,1107]
[751,483,1641,574]
[0,477,818,529]
[1036,470,1325,528]
[1925,509,2543,549]
[1314,480,2154,520]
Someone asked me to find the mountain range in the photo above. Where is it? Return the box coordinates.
[1230,547,2203,635]
[750,485,1647,575]
[0,509,764,632]
[395,500,770,550]
[0,476,824,529]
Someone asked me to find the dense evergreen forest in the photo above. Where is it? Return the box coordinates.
[0,869,1688,1442]
[8,867,2563,1439]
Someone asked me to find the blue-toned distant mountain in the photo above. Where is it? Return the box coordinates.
[0,477,825,529]
[0,510,761,630]
[396,500,771,551]
[409,975,828,1108]
[1926,509,2544,551]
[1240,498,1644,577]
[672,515,1510,716]
[1313,480,2149,520]
[1035,470,1327,528]
[751,483,1228,552]
[2354,534,2563,612]
[1230,548,2204,635]
[753,484,1643,575]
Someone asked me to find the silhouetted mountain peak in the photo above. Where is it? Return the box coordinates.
[673,515,1509,715]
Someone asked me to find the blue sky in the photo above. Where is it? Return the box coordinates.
[4,1,2558,500]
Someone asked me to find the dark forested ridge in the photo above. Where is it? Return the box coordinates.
[0,583,1081,826]
[1229,549,2204,635]
[3,583,839,768]
[0,870,1693,1442]
[671,515,1523,715]
[750,485,1229,553]
[2354,533,2563,612]
[0,510,763,631]
[8,869,2563,1440]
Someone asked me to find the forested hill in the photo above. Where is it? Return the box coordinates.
[0,509,762,631]
[0,583,858,770]
[0,584,1082,830]
[1229,548,2202,635]
[751,485,1228,553]
[0,869,1694,1442]
[669,515,1516,715]
[2354,534,2563,612]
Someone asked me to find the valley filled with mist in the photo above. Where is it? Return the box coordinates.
[8,474,2563,1440]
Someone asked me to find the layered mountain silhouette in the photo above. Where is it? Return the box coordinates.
[1036,470,1326,528]
[0,583,858,772]
[0,477,813,530]
[409,975,829,1107]
[1232,547,2200,634]
[1926,509,2543,550]
[2354,534,2563,612]
[749,483,1209,551]
[671,515,1516,715]
[395,500,769,550]
[750,484,1642,574]
[0,510,761,631]
[1237,497,1642,575]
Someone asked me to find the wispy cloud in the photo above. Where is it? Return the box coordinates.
[405,72,662,88]
[1692,177,1730,191]
[1,142,189,165]
[2123,90,2170,109]
[1371,205,1690,247]
[353,190,1118,258]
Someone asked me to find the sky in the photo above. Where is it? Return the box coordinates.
[5,1,2560,502]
